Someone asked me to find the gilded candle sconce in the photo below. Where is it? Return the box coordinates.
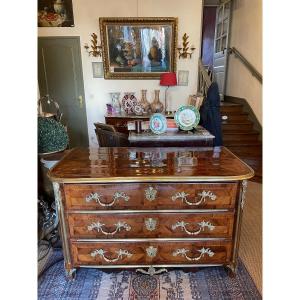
[84,33,103,57]
[177,33,196,59]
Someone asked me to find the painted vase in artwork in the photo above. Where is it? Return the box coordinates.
[109,92,121,113]
[140,90,151,114]
[150,90,164,113]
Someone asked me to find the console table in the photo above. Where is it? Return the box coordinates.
[49,147,254,279]
[105,113,174,134]
[129,126,214,147]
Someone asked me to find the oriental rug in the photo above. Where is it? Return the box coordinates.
[38,250,261,300]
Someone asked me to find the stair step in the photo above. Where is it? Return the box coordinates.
[222,119,252,125]
[223,131,259,141]
[221,114,249,122]
[220,105,244,113]
[222,123,253,131]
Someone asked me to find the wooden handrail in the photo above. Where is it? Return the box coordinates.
[228,47,262,84]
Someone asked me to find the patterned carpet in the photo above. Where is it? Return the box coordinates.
[38,250,261,300]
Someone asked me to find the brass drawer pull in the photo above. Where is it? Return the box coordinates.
[171,190,217,205]
[145,218,157,231]
[85,191,130,207]
[145,186,157,201]
[172,247,214,261]
[91,249,132,263]
[171,220,215,235]
[146,246,157,258]
[87,221,131,235]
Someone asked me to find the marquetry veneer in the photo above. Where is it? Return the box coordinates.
[49,147,253,279]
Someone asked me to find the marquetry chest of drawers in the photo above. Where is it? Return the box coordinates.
[49,147,254,279]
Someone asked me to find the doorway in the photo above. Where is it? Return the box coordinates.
[38,36,89,147]
[201,0,232,100]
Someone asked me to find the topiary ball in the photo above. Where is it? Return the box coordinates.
[38,117,69,154]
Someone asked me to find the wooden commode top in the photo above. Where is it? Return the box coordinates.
[48,147,254,183]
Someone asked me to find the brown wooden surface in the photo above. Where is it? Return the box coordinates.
[49,147,254,182]
[67,212,234,239]
[71,240,232,266]
[64,183,237,210]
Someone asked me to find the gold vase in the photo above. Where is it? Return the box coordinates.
[150,90,164,113]
[140,90,151,114]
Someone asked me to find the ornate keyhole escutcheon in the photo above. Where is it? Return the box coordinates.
[145,218,157,231]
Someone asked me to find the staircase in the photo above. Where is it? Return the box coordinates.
[220,101,262,183]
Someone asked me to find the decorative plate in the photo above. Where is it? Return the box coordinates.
[149,113,167,134]
[174,105,200,131]
[133,103,144,116]
[122,93,138,114]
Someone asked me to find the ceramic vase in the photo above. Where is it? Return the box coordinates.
[150,90,164,113]
[140,90,151,114]
[109,92,121,114]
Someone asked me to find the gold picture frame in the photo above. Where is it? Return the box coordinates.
[99,17,178,79]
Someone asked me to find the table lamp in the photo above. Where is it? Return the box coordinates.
[160,72,177,114]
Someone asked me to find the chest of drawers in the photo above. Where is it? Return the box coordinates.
[49,147,253,279]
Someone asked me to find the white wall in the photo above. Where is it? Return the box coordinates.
[38,0,203,146]
[226,0,262,124]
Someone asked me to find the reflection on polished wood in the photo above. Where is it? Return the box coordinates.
[48,147,254,183]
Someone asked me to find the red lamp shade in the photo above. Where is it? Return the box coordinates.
[160,72,177,86]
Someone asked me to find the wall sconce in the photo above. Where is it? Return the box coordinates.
[177,33,196,59]
[84,33,102,57]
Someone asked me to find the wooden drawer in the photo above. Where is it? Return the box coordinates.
[64,183,237,210]
[71,240,232,266]
[68,212,234,239]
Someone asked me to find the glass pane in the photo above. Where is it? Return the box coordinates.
[221,36,227,51]
[223,18,229,36]
[217,23,222,38]
[217,7,223,22]
[224,3,230,19]
[215,39,221,53]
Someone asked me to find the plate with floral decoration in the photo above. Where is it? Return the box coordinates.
[122,93,138,114]
[149,113,167,134]
[174,105,200,131]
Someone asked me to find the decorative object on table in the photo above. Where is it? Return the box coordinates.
[92,62,104,78]
[38,94,63,122]
[149,113,167,134]
[187,94,203,109]
[150,90,164,113]
[133,103,144,116]
[38,0,74,27]
[109,92,121,113]
[160,72,177,114]
[177,70,189,86]
[166,119,178,132]
[38,117,69,154]
[106,103,113,115]
[177,33,196,59]
[174,105,200,131]
[122,92,138,114]
[139,90,151,114]
[99,17,178,79]
[84,33,103,57]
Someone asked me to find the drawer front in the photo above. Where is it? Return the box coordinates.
[68,212,234,239]
[71,240,232,266]
[64,183,237,210]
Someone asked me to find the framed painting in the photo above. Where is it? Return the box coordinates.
[99,17,178,79]
[38,0,74,27]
